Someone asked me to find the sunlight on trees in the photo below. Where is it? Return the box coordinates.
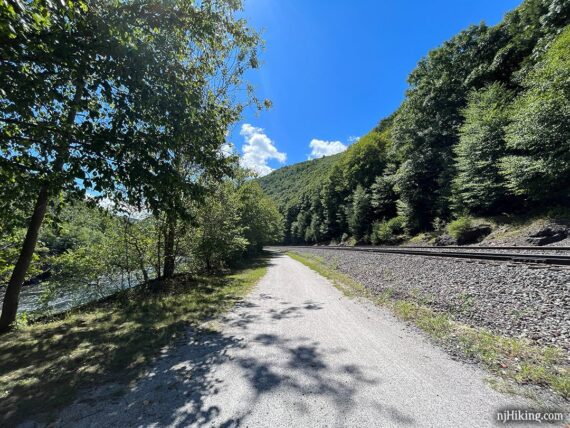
[257,0,569,244]
[0,0,275,331]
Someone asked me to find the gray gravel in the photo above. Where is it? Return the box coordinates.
[285,247,570,352]
[47,254,538,427]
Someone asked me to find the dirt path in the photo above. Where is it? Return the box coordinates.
[51,253,531,427]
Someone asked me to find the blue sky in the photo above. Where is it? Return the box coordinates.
[230,0,522,176]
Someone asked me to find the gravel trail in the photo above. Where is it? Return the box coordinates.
[286,247,570,351]
[49,253,536,427]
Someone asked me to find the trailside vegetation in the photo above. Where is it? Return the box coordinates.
[0,0,283,331]
[258,0,570,245]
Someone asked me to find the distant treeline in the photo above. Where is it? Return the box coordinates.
[259,0,569,245]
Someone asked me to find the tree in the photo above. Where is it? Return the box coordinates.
[347,185,372,241]
[291,207,311,245]
[338,130,389,190]
[393,147,441,232]
[500,26,570,203]
[46,206,125,298]
[370,172,397,221]
[391,23,507,230]
[192,181,248,271]
[319,165,348,241]
[0,0,261,331]
[238,181,284,253]
[453,83,513,214]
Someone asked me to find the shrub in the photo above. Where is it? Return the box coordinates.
[431,217,446,234]
[447,217,474,241]
[345,236,357,247]
[340,233,357,247]
[371,216,405,244]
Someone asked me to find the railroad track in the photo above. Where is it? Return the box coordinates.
[371,245,570,251]
[280,245,570,266]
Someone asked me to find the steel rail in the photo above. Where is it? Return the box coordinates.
[366,245,570,251]
[279,246,570,266]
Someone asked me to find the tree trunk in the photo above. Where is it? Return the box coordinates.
[0,74,83,333]
[140,265,149,283]
[123,220,131,288]
[126,223,150,284]
[162,213,176,279]
[0,184,49,332]
[134,245,149,283]
[156,222,162,279]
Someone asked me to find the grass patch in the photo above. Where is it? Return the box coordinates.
[287,250,569,400]
[457,327,570,398]
[394,301,451,339]
[0,255,269,425]
[406,232,435,245]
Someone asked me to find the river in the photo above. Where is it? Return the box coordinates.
[0,272,145,317]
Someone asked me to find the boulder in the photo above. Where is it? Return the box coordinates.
[434,234,457,246]
[456,224,493,245]
[526,224,568,246]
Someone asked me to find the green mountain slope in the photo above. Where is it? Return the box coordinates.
[257,153,341,210]
[258,0,570,245]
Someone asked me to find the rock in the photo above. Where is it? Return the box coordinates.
[526,224,568,246]
[456,224,493,245]
[434,234,456,246]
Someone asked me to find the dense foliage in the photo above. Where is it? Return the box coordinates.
[259,0,569,245]
[0,0,281,331]
[452,83,513,214]
[0,171,283,313]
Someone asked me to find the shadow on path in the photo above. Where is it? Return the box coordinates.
[53,253,415,427]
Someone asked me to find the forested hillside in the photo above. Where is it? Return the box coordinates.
[261,0,570,245]
[258,153,340,211]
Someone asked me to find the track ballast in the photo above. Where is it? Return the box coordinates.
[280,245,570,266]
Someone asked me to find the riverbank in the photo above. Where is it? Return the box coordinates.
[0,268,149,319]
[0,256,270,426]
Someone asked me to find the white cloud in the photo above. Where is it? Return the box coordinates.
[239,124,286,176]
[219,142,235,158]
[97,197,150,220]
[308,139,348,160]
[348,136,360,143]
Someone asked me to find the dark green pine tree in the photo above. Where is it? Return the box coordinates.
[453,83,513,214]
[348,185,372,241]
[370,171,398,221]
